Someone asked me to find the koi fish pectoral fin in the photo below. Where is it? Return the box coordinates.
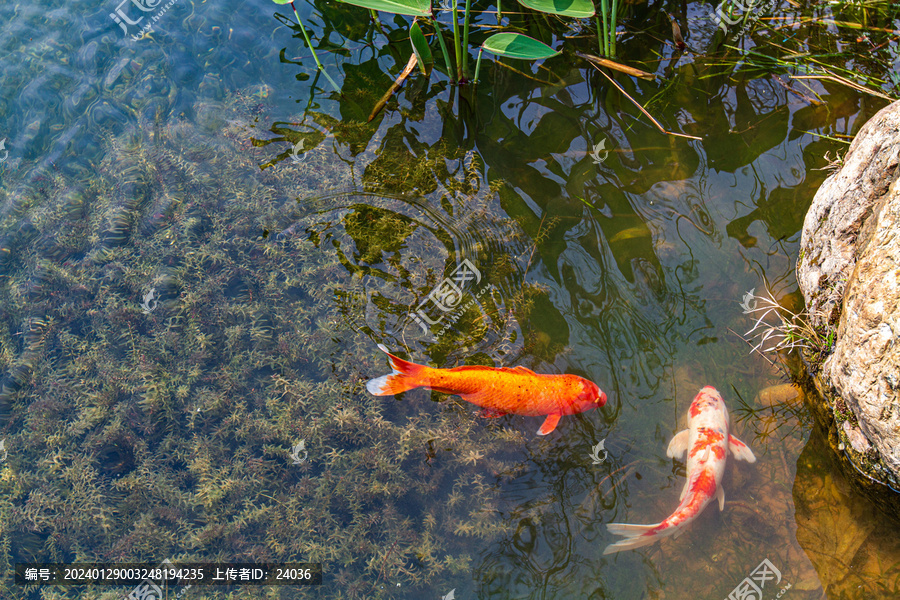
[717,484,725,510]
[537,413,562,436]
[666,430,690,459]
[728,434,757,463]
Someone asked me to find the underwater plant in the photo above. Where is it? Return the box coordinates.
[742,287,835,361]
[0,88,553,599]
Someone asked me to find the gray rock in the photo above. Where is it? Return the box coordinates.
[798,99,900,484]
[798,100,900,332]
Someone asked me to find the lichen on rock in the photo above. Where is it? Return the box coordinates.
[797,99,900,496]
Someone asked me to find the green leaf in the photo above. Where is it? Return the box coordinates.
[409,21,433,74]
[518,0,594,18]
[271,0,293,4]
[481,33,560,60]
[334,0,431,17]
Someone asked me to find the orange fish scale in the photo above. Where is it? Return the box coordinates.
[689,469,717,496]
[425,366,583,416]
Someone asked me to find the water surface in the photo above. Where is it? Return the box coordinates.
[1,0,899,598]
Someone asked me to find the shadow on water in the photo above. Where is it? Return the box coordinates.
[1,0,900,598]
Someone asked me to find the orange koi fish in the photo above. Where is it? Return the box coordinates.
[366,345,606,435]
[603,386,756,554]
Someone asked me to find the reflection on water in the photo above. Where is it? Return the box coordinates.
[1,0,899,598]
[795,425,900,598]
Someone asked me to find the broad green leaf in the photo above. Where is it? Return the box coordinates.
[518,0,594,18]
[335,0,431,17]
[481,33,560,60]
[409,21,433,74]
[271,0,293,4]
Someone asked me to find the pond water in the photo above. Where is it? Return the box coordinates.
[2,0,900,599]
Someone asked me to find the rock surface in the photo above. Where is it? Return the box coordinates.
[797,99,900,486]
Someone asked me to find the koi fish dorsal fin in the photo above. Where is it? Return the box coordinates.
[728,434,757,463]
[537,413,561,436]
[666,430,690,459]
[366,345,427,396]
[449,364,537,376]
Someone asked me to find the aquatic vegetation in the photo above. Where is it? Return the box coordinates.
[741,287,835,362]
[0,89,551,600]
[6,0,900,598]
[333,0,566,85]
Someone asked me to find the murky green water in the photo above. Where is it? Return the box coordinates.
[1,0,900,598]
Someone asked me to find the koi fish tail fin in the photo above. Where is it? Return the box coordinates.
[366,344,429,396]
[603,522,668,555]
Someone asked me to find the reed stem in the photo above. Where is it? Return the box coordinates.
[288,1,340,92]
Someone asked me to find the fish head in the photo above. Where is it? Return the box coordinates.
[688,386,725,421]
[575,378,606,411]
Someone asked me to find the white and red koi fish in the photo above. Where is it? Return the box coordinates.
[366,345,606,435]
[603,386,756,555]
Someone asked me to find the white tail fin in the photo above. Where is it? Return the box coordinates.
[606,523,659,535]
[603,523,666,555]
[365,345,427,396]
[603,520,685,555]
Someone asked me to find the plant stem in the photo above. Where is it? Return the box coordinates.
[462,0,472,81]
[474,46,484,83]
[370,9,385,35]
[431,20,453,79]
[288,2,340,92]
[599,0,608,56]
[452,5,462,81]
[609,0,618,56]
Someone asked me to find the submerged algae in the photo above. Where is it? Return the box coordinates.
[0,90,548,599]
